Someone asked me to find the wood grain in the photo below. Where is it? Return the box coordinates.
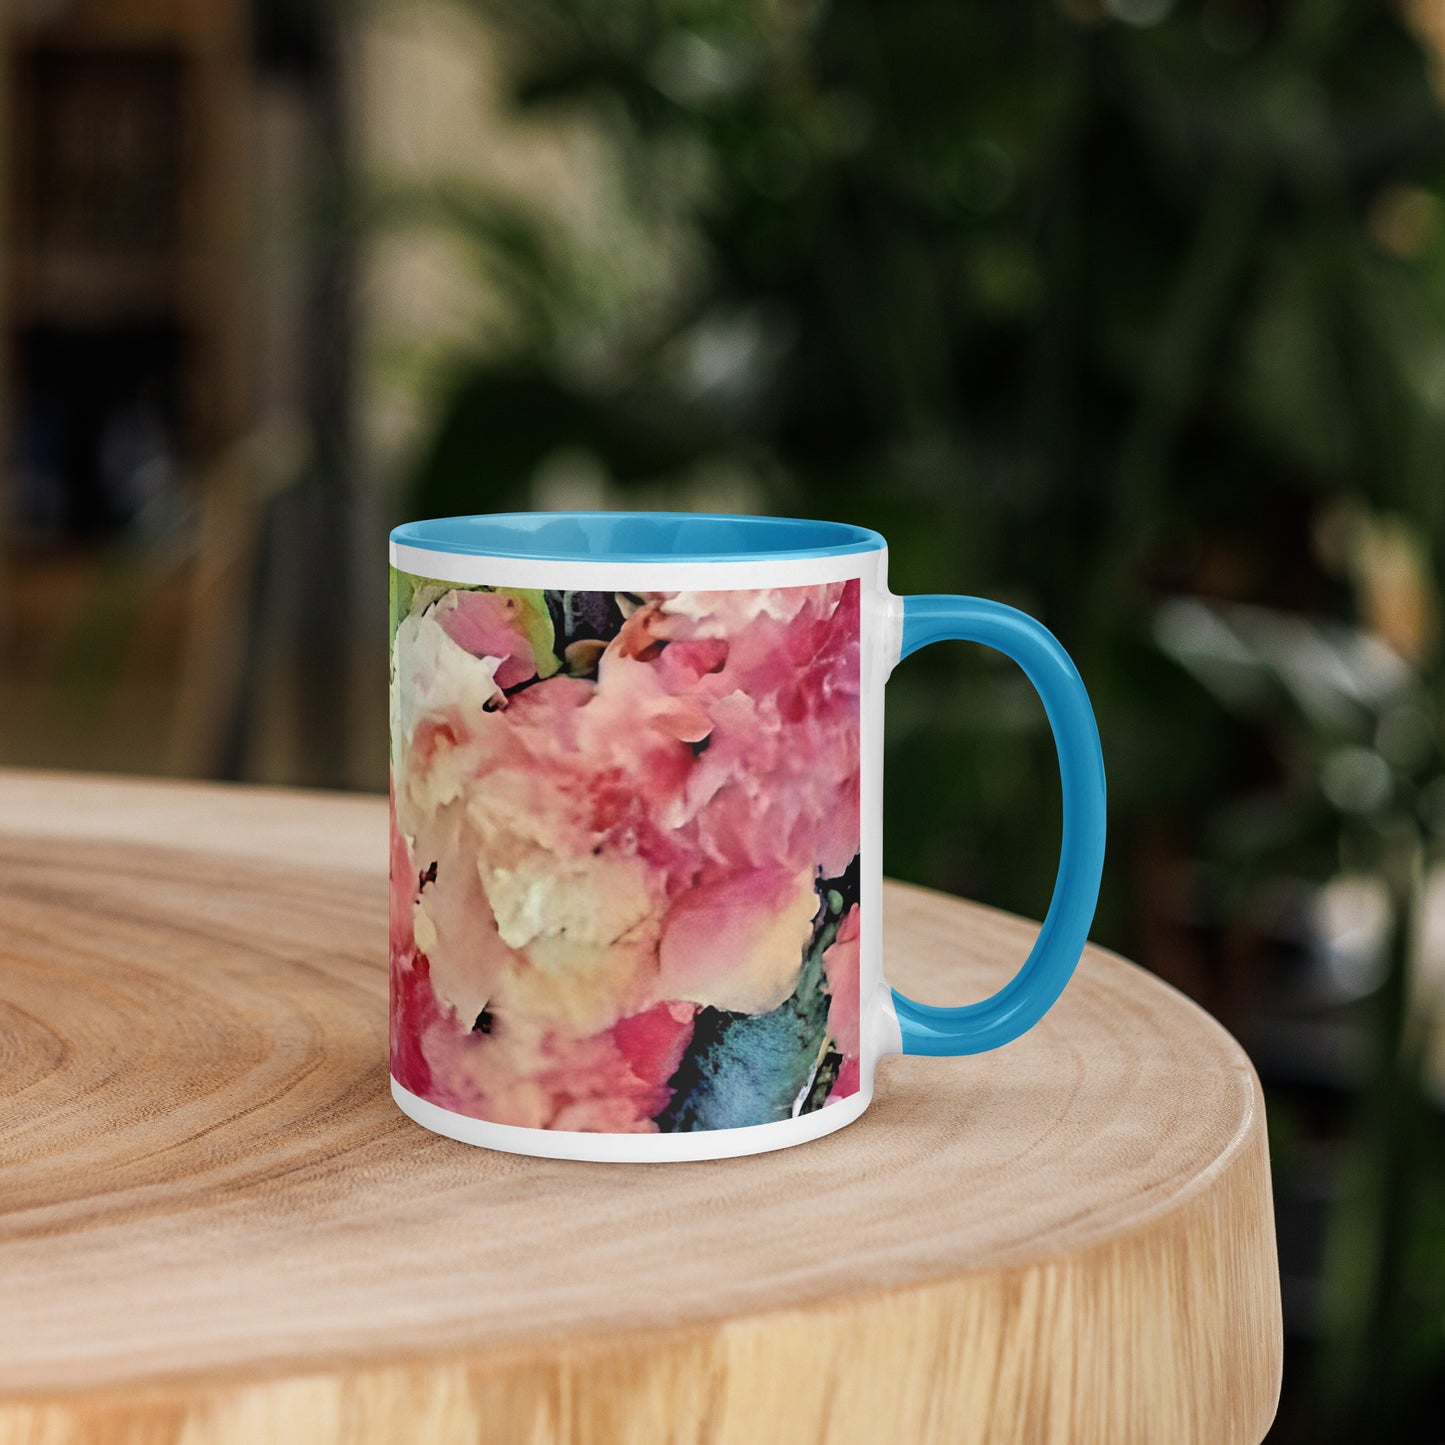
[0,771,1282,1445]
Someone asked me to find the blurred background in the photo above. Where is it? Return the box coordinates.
[3,0,1445,1435]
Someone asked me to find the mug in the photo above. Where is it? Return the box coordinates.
[389,512,1106,1162]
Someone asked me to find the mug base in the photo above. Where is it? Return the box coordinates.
[390,1076,871,1163]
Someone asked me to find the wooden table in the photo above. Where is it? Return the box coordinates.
[0,773,1282,1445]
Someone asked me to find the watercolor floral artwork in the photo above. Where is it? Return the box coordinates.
[389,569,862,1133]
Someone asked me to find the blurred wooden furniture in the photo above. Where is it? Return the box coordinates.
[0,773,1282,1445]
[1,0,252,520]
[0,0,258,778]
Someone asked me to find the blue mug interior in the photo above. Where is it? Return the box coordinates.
[391,511,884,563]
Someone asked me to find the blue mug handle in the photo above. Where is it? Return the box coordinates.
[890,596,1107,1055]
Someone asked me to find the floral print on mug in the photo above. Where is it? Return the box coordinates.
[389,570,862,1133]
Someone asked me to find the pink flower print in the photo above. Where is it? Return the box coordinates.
[437,587,557,691]
[658,865,821,1014]
[542,1001,698,1132]
[389,574,863,1132]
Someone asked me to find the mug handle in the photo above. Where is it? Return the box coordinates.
[887,595,1107,1055]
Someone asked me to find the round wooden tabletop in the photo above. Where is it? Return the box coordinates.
[0,773,1281,1445]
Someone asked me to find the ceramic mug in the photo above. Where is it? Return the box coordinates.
[389,512,1106,1162]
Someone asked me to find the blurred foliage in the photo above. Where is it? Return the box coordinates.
[387,0,1445,1435]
